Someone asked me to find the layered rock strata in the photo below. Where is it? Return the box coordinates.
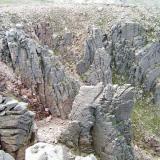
[0,95,35,160]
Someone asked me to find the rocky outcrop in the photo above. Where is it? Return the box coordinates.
[106,22,160,105]
[0,95,35,160]
[93,84,134,160]
[25,142,97,160]
[69,83,104,153]
[76,27,112,86]
[111,22,147,77]
[34,22,53,48]
[59,83,134,160]
[1,25,79,119]
[0,150,15,160]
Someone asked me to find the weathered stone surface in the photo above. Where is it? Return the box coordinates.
[0,150,15,160]
[26,142,96,160]
[75,154,97,160]
[25,143,74,160]
[58,121,81,148]
[131,42,160,104]
[34,22,53,48]
[60,82,134,159]
[0,95,35,159]
[106,22,160,105]
[76,27,111,86]
[111,22,147,76]
[93,84,134,160]
[1,25,79,119]
[154,78,160,105]
[69,83,104,153]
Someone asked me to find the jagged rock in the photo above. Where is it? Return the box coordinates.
[1,25,79,119]
[131,42,160,104]
[60,83,134,159]
[34,22,53,48]
[0,96,35,159]
[0,150,15,160]
[111,22,147,76]
[82,48,112,85]
[69,83,104,153]
[76,27,112,85]
[107,22,160,106]
[93,84,134,160]
[133,43,160,86]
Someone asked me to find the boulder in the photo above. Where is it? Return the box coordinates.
[75,154,97,160]
[0,95,35,159]
[26,143,97,160]
[25,143,74,160]
[0,150,15,160]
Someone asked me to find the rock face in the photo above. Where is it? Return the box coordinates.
[69,83,104,153]
[0,95,35,160]
[25,142,97,160]
[1,25,79,119]
[93,84,134,160]
[76,27,112,85]
[0,150,15,160]
[106,22,160,105]
[111,22,147,77]
[60,83,134,160]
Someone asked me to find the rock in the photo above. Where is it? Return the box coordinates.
[76,27,112,86]
[0,95,36,159]
[69,83,104,153]
[58,121,81,148]
[97,7,103,12]
[59,82,134,159]
[0,150,15,160]
[26,143,98,160]
[132,42,160,104]
[93,84,134,160]
[34,21,53,48]
[105,22,160,106]
[0,95,3,104]
[25,143,74,160]
[111,22,146,76]
[75,154,97,160]
[1,25,80,119]
[154,79,160,105]
[63,32,73,45]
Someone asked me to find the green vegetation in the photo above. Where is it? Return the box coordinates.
[112,69,129,85]
[132,92,160,147]
[80,74,88,82]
